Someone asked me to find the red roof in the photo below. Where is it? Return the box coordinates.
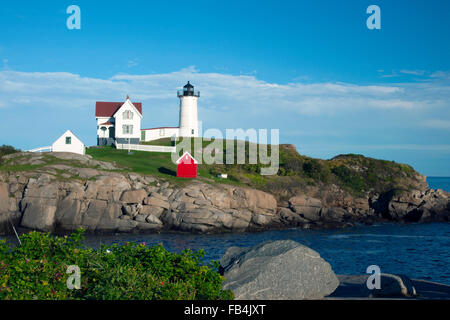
[99,121,114,126]
[95,101,142,117]
[176,152,198,164]
[176,152,198,178]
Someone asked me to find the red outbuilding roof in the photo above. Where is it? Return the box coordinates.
[176,152,198,164]
[176,152,198,178]
[95,101,142,117]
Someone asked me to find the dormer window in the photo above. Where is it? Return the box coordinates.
[123,110,133,120]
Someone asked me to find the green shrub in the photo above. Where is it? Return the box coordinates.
[331,165,365,194]
[0,145,20,166]
[0,145,19,157]
[0,229,233,300]
[283,158,303,176]
[302,159,330,182]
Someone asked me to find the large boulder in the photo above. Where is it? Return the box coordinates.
[144,195,170,209]
[330,274,420,299]
[0,181,21,234]
[332,274,418,298]
[220,240,339,300]
[0,182,9,211]
[365,274,417,298]
[373,188,449,222]
[120,189,148,204]
[288,195,322,222]
[20,198,58,232]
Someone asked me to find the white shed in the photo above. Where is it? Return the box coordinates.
[52,130,86,155]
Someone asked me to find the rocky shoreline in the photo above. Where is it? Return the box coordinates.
[0,152,449,235]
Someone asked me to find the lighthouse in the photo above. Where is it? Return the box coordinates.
[178,81,199,138]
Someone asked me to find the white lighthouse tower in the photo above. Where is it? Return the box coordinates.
[178,81,199,138]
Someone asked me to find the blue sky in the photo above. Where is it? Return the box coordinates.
[0,0,449,176]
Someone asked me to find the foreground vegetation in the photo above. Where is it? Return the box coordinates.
[0,230,233,300]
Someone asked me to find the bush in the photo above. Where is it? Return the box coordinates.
[331,165,365,194]
[302,159,330,182]
[0,145,20,166]
[0,145,19,157]
[283,158,303,176]
[0,229,233,300]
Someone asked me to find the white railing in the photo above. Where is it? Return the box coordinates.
[115,143,176,153]
[28,146,52,153]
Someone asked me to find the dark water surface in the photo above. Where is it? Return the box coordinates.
[428,176,450,192]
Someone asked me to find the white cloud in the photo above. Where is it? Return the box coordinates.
[127,59,139,68]
[0,67,448,122]
[400,70,426,76]
[430,71,450,80]
[422,119,450,130]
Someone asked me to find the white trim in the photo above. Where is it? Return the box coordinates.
[176,151,198,164]
[115,142,176,153]
[113,99,143,118]
[28,146,52,153]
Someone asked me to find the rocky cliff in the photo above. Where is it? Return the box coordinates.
[0,152,448,235]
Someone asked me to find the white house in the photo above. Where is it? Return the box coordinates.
[52,130,86,155]
[96,82,200,146]
[95,97,143,146]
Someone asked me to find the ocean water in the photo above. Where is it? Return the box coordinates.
[427,176,450,192]
[3,178,449,285]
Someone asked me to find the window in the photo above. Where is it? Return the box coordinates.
[122,125,133,135]
[191,129,194,135]
[123,110,133,120]
[65,137,71,144]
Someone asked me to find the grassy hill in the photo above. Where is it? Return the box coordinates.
[0,140,427,200]
[87,138,426,198]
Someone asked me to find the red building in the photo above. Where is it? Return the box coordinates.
[176,152,198,178]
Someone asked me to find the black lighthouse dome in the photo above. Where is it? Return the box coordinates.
[178,81,200,97]
[184,81,194,89]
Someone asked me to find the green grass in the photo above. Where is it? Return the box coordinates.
[140,138,175,147]
[87,147,176,175]
[86,146,239,187]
